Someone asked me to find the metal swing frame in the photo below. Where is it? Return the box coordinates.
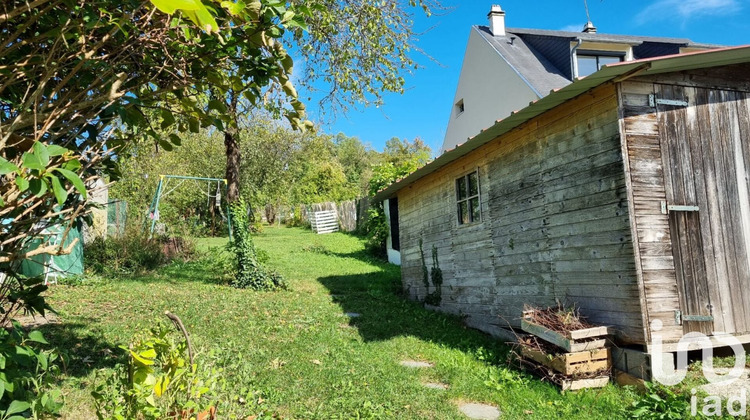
[147,175,233,239]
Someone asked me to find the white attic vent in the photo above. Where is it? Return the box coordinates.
[488,5,506,37]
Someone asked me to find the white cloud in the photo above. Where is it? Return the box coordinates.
[636,0,741,25]
[559,24,584,32]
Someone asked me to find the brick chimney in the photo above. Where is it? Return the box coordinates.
[488,5,506,37]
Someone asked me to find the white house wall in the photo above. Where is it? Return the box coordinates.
[441,28,540,153]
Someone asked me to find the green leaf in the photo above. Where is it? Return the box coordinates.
[168,133,182,146]
[46,144,68,157]
[130,349,156,366]
[28,178,48,196]
[183,5,219,33]
[15,176,29,192]
[208,99,226,113]
[27,330,49,344]
[160,109,175,129]
[62,159,82,172]
[150,0,202,14]
[158,139,174,151]
[188,117,200,133]
[221,0,246,16]
[50,175,68,205]
[21,152,44,171]
[33,141,50,167]
[53,168,87,199]
[0,156,19,175]
[5,400,31,416]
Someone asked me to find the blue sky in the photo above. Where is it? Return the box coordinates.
[303,1,750,155]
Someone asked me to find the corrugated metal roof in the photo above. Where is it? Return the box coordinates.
[374,45,750,202]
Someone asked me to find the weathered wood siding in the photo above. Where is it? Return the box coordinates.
[621,67,750,344]
[397,84,645,342]
[618,80,683,343]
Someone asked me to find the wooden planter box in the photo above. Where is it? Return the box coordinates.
[520,318,610,352]
[521,347,611,376]
[557,376,610,391]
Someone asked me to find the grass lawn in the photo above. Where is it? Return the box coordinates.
[45,226,637,419]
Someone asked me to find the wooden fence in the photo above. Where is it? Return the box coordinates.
[273,199,369,232]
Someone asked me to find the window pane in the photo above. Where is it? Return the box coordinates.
[456,177,467,199]
[470,197,480,222]
[577,55,598,77]
[458,201,469,225]
[468,171,479,196]
[598,55,621,69]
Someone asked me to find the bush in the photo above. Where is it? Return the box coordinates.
[84,231,195,275]
[92,322,219,419]
[0,324,63,418]
[628,382,693,419]
[228,200,286,291]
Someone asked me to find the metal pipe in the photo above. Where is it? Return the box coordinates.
[570,38,583,79]
[161,175,227,182]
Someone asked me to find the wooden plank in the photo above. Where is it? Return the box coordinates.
[569,326,615,340]
[559,376,610,391]
[520,319,607,352]
[707,88,745,333]
[521,347,610,376]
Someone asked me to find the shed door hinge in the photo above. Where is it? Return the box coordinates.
[649,94,689,107]
[661,201,699,214]
[675,310,714,325]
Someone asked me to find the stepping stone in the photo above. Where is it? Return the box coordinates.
[344,312,361,318]
[423,382,449,390]
[400,360,434,368]
[458,402,501,420]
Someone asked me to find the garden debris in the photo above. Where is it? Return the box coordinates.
[344,312,361,318]
[518,305,612,390]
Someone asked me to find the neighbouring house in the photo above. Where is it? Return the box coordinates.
[442,5,717,153]
[376,23,750,376]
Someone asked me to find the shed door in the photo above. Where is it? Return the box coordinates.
[656,84,750,336]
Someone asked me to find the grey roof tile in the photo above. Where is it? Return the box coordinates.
[475,25,722,98]
[474,26,570,97]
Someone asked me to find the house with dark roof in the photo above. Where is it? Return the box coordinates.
[442,5,717,153]
[377,6,750,378]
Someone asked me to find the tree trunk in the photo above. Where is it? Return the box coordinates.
[224,90,240,202]
[224,129,240,202]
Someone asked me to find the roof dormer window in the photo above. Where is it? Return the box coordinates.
[576,51,624,78]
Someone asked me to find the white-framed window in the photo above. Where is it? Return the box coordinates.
[456,170,480,225]
[576,52,624,77]
[455,99,465,117]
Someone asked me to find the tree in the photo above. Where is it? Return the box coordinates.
[2,0,442,312]
[366,138,432,257]
[334,133,377,197]
[204,0,443,203]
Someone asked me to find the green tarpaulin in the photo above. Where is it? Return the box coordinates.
[20,221,84,278]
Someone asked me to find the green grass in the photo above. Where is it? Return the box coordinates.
[46,226,636,419]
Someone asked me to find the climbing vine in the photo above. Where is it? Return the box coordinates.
[419,239,443,306]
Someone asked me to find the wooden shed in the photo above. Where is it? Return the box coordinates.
[374,46,750,374]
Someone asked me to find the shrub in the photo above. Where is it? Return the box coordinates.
[0,324,63,418]
[92,322,219,419]
[228,200,286,291]
[628,382,693,419]
[84,231,195,275]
